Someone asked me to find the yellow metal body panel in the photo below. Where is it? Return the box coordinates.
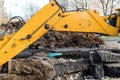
[53,10,119,35]
[0,35,11,49]
[116,13,120,28]
[102,15,116,21]
[0,33,15,49]
[0,1,120,66]
[0,1,62,65]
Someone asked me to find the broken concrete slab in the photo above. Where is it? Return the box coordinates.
[8,58,55,80]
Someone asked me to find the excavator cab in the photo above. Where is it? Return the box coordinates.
[102,8,120,28]
[116,8,120,28]
[108,13,118,27]
[107,9,120,28]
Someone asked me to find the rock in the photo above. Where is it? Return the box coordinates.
[98,50,120,62]
[46,58,90,76]
[54,72,83,80]
[7,57,90,80]
[1,74,52,80]
[8,58,55,80]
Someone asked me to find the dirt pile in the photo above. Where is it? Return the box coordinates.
[31,31,104,49]
[0,21,106,80]
[0,21,25,35]
[1,21,24,29]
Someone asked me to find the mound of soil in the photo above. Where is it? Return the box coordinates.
[31,31,104,49]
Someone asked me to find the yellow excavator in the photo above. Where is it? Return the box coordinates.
[0,0,120,66]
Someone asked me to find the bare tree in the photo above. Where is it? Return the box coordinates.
[6,11,13,19]
[110,0,120,14]
[23,4,39,20]
[68,0,90,11]
[93,0,120,15]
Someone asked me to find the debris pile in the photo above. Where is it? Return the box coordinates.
[2,21,120,80]
[1,49,120,80]
[1,21,24,30]
[31,31,104,49]
[1,57,89,80]
[0,16,25,35]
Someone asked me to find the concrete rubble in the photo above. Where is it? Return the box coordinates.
[0,21,120,80]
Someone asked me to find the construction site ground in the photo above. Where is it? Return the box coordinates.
[0,22,120,80]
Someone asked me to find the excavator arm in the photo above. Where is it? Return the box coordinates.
[0,0,120,66]
[0,1,62,65]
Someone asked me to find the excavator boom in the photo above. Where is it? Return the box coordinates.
[0,1,120,66]
[0,1,62,65]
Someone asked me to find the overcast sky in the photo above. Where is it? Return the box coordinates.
[4,0,49,18]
